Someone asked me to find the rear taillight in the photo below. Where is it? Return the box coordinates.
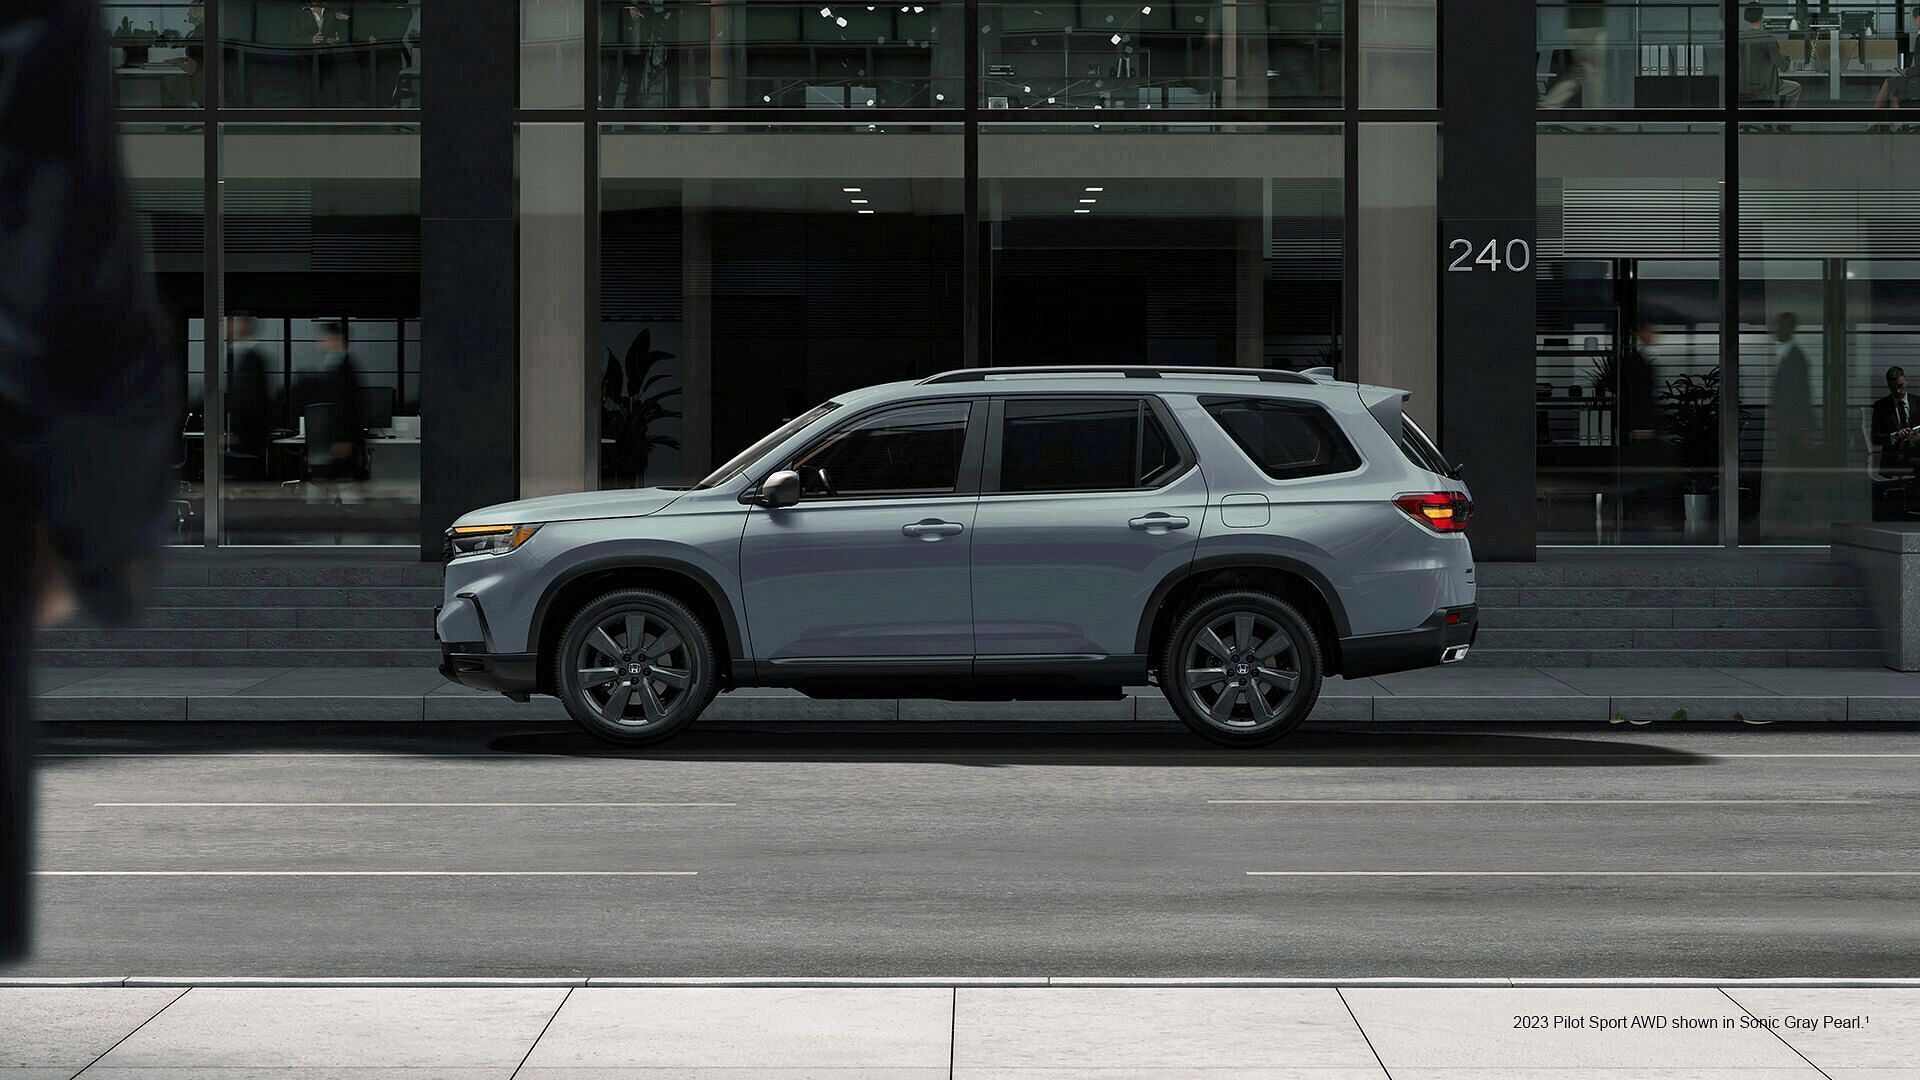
[1394,492,1471,534]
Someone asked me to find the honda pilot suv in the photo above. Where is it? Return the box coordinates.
[437,366,1475,748]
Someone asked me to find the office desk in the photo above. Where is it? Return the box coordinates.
[272,435,421,483]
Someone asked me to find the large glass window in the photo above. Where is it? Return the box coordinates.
[523,0,586,108]
[790,401,972,496]
[1536,124,1723,546]
[981,1,1341,109]
[220,125,422,545]
[1739,125,1920,542]
[221,2,422,108]
[1734,2,1919,109]
[1537,1,1723,109]
[999,398,1181,492]
[122,124,207,545]
[598,1,962,108]
[982,124,1342,372]
[106,2,206,108]
[1359,0,1436,108]
[599,124,964,488]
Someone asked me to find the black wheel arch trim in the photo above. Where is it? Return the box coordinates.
[530,556,747,667]
[1136,553,1354,658]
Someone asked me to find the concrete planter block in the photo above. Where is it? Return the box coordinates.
[1831,523,1920,670]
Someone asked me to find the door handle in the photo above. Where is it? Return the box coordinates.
[1128,513,1191,534]
[902,519,965,540]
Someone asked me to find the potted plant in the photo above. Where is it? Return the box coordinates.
[1662,367,1721,534]
[600,328,682,487]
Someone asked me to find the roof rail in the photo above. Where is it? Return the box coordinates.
[918,365,1315,386]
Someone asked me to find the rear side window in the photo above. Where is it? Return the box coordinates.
[999,398,1184,493]
[1397,417,1453,477]
[1201,397,1360,481]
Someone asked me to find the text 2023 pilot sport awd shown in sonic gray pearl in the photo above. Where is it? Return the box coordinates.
[436,366,1476,748]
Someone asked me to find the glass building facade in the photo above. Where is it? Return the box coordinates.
[108,1,1920,555]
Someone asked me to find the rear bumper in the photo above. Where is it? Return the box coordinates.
[438,643,540,695]
[1336,605,1477,679]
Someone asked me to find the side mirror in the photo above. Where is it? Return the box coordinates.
[759,469,802,509]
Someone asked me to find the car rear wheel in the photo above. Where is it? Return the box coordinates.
[555,588,716,746]
[1161,589,1322,748]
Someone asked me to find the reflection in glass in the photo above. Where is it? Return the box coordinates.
[1536,124,1723,546]
[982,124,1342,372]
[122,124,206,544]
[599,125,963,487]
[523,0,586,108]
[220,126,422,545]
[597,2,961,108]
[1735,3,1920,109]
[1739,126,1920,542]
[221,2,421,108]
[982,1,1341,109]
[1536,0,1722,109]
[1360,0,1436,108]
[106,2,206,108]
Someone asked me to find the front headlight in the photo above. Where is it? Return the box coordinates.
[445,523,542,560]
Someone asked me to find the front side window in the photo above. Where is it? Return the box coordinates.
[790,401,971,497]
[999,398,1182,494]
[1202,397,1360,481]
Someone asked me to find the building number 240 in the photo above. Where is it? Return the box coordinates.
[1447,238,1532,273]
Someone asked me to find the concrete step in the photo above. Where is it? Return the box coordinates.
[1478,607,1876,630]
[1475,627,1880,651]
[38,628,436,650]
[1475,585,1870,609]
[36,649,442,668]
[1466,648,1887,668]
[60,607,430,630]
[1475,560,1856,588]
[147,586,441,608]
[156,563,442,588]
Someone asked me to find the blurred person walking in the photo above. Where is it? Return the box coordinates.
[1,0,178,962]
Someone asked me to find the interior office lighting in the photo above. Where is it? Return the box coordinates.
[858,209,876,214]
[1075,208,1092,214]
[844,187,863,192]
[1085,186,1104,192]
[851,199,870,204]
[838,16,849,26]
[1079,198,1097,203]
[1141,5,1152,12]
[1112,33,1122,43]
[821,6,833,16]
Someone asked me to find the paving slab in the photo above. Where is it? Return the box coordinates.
[1608,696,1848,724]
[1722,988,1920,1072]
[43,669,283,696]
[0,988,181,1073]
[1372,668,1589,696]
[234,669,451,696]
[1540,669,1772,695]
[90,987,564,1072]
[1339,988,1814,1071]
[952,987,1380,1073]
[519,987,952,1071]
[30,668,109,693]
[1728,669,1920,696]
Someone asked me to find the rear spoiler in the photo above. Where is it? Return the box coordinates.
[1357,384,1409,437]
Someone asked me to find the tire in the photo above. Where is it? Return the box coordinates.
[1159,589,1323,748]
[554,588,717,747]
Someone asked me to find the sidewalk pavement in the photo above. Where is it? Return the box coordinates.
[2,981,1914,1077]
[32,664,1920,725]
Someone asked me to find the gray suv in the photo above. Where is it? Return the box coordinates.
[437,366,1476,748]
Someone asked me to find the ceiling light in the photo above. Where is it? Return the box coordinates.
[1085,186,1104,192]
[1111,33,1122,44]
[1079,198,1097,203]
[1075,208,1092,214]
[1142,4,1152,12]
[851,199,870,204]
[844,187,862,192]
[858,209,876,214]
[821,6,833,16]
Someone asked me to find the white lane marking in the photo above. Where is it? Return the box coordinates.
[92,802,736,808]
[1213,791,1858,799]
[1246,870,1920,877]
[37,870,697,877]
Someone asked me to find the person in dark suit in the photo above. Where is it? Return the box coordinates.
[292,3,355,106]
[2,0,178,962]
[1739,4,1802,106]
[314,321,367,483]
[1871,366,1920,518]
[1874,10,1920,108]
[225,316,275,483]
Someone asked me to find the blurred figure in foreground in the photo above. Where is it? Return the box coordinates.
[1,0,178,962]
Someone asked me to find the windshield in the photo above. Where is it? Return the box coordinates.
[693,401,840,489]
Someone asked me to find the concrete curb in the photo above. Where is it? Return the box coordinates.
[10,976,1920,988]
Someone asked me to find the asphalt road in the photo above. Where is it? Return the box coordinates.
[7,720,1920,978]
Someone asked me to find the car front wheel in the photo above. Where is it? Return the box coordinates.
[1161,589,1323,748]
[555,588,716,746]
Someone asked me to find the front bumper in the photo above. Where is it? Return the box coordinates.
[438,642,540,695]
[1336,604,1478,679]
